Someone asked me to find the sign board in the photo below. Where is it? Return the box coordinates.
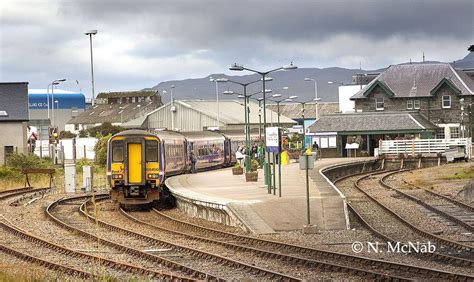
[345,143,359,149]
[265,127,281,153]
[299,155,314,170]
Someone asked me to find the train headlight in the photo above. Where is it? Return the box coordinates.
[112,174,123,179]
[147,173,159,179]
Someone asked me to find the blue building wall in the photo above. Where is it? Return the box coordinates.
[28,93,86,110]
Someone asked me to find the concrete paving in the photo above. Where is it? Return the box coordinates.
[166,157,374,234]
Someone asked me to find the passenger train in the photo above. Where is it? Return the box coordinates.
[107,129,259,206]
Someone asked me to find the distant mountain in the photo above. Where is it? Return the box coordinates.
[149,54,474,103]
[453,52,474,69]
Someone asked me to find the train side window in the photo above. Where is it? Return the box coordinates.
[112,141,124,162]
[146,140,159,162]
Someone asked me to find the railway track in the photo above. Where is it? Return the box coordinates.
[49,194,301,281]
[336,170,473,268]
[381,171,474,233]
[0,190,190,280]
[114,199,474,280]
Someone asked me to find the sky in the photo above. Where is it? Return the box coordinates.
[1,0,473,99]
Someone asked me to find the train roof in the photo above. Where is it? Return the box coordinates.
[114,129,156,137]
[151,130,186,142]
[181,130,226,142]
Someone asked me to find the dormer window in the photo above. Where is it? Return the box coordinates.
[375,97,384,111]
[442,95,451,109]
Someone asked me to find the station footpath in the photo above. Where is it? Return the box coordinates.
[166,158,373,234]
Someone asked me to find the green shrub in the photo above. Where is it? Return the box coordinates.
[75,158,96,172]
[0,165,22,181]
[250,160,259,171]
[59,131,77,139]
[233,162,241,168]
[6,153,53,170]
[87,122,124,138]
[94,134,112,166]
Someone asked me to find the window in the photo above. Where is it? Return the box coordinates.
[407,100,413,109]
[146,140,159,162]
[375,97,384,110]
[436,128,445,139]
[74,124,79,131]
[413,100,420,109]
[450,127,460,139]
[112,141,124,162]
[442,95,451,108]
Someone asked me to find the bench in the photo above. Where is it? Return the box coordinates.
[22,168,55,188]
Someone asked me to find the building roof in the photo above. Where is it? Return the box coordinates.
[0,82,29,122]
[308,111,437,134]
[67,100,160,125]
[96,90,158,99]
[147,100,296,125]
[351,63,474,99]
[266,102,339,120]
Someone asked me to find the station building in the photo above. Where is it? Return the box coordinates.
[65,90,162,134]
[145,100,296,132]
[28,89,86,139]
[0,82,29,164]
[308,63,474,157]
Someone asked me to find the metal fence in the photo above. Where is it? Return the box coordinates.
[379,138,472,158]
[33,138,97,160]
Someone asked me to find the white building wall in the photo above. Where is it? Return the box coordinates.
[338,85,366,113]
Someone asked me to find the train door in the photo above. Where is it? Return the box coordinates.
[128,143,142,183]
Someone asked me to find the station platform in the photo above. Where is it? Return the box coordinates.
[166,158,374,234]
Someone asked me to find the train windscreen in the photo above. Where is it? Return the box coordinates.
[112,140,124,162]
[146,140,159,162]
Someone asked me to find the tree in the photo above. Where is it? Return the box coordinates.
[87,122,124,138]
[94,134,112,166]
[78,129,88,138]
[59,131,77,139]
[468,45,474,52]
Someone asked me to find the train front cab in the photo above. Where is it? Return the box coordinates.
[108,133,164,205]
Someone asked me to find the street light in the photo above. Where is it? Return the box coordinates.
[170,85,176,130]
[85,29,98,105]
[210,77,228,128]
[286,96,319,149]
[49,79,66,126]
[230,62,297,192]
[225,77,273,155]
[304,78,321,120]
[54,100,59,129]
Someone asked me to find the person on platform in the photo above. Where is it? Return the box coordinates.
[235,147,244,166]
[27,125,38,154]
[190,151,197,173]
[312,141,320,159]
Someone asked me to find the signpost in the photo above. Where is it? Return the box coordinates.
[299,153,314,225]
[266,127,281,195]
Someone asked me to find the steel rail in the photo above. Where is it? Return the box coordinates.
[79,196,302,281]
[353,171,473,266]
[380,171,473,232]
[45,194,205,281]
[120,208,411,281]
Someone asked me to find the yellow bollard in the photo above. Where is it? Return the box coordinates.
[281,150,289,165]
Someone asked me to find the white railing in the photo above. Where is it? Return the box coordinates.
[379,138,472,159]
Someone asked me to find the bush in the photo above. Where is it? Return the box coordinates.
[75,158,96,172]
[233,162,241,168]
[250,160,259,171]
[94,134,112,166]
[6,153,53,170]
[0,165,22,181]
[78,129,88,137]
[59,131,77,139]
[87,122,124,138]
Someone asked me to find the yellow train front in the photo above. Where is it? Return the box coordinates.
[107,130,164,206]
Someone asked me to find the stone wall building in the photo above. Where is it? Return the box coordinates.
[351,63,474,139]
[0,82,29,164]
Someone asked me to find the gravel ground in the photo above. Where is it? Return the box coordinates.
[143,199,473,276]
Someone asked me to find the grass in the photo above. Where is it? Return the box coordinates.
[439,167,474,180]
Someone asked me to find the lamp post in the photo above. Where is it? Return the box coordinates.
[85,30,98,105]
[170,85,176,130]
[304,78,321,120]
[210,77,228,128]
[49,79,66,127]
[230,62,297,190]
[225,77,273,152]
[54,100,59,129]
[287,96,318,149]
